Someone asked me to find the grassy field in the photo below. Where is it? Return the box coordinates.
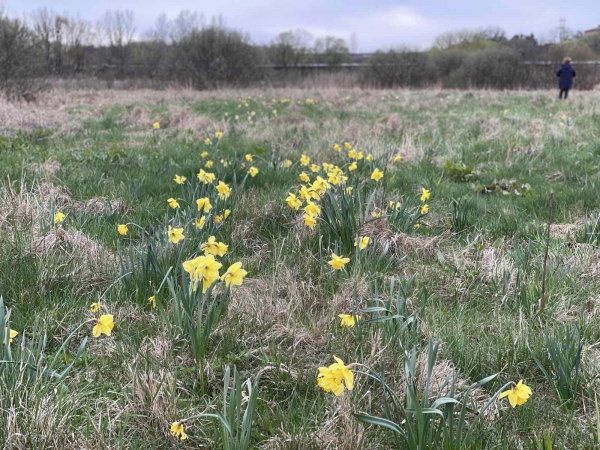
[1,87,600,449]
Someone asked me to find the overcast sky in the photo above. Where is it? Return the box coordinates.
[4,0,598,51]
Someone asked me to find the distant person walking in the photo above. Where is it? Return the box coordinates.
[556,57,576,99]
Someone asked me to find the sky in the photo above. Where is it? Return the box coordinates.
[4,0,599,51]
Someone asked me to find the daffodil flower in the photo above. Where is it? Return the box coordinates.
[328,253,350,270]
[170,421,187,440]
[92,314,114,337]
[221,262,247,286]
[499,380,532,407]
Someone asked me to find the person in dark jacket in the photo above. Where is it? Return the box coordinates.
[556,57,576,99]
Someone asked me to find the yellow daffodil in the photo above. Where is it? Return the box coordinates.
[371,168,384,181]
[328,253,350,270]
[204,138,212,145]
[197,169,215,184]
[355,236,369,250]
[248,167,258,177]
[92,314,114,337]
[215,131,223,139]
[3,328,18,344]
[117,224,128,236]
[317,356,354,396]
[214,215,223,223]
[303,214,317,229]
[304,201,320,218]
[389,201,401,210]
[328,171,348,186]
[201,236,228,257]
[167,198,180,209]
[201,151,209,158]
[224,209,230,219]
[298,185,318,201]
[420,204,429,214]
[371,210,383,218]
[499,380,532,407]
[348,162,357,172]
[205,160,214,168]
[153,121,160,129]
[216,181,231,200]
[339,313,358,327]
[286,193,302,210]
[310,164,320,173]
[54,212,65,224]
[148,296,156,308]
[182,254,222,292]
[195,216,206,229]
[420,188,431,202]
[311,177,329,195]
[323,162,334,172]
[300,154,310,166]
[245,154,253,162]
[196,197,212,213]
[222,262,247,286]
[333,144,341,152]
[282,159,292,168]
[344,142,352,149]
[90,302,100,313]
[356,151,364,160]
[345,186,353,194]
[394,154,402,162]
[170,421,187,440]
[365,154,373,162]
[299,172,310,183]
[347,149,357,159]
[167,226,185,244]
[174,174,186,184]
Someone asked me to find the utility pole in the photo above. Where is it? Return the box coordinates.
[558,17,567,43]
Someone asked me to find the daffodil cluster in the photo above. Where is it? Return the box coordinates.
[182,236,246,293]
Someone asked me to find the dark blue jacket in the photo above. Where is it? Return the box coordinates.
[556,63,576,90]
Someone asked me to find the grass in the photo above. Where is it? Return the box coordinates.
[1,87,600,448]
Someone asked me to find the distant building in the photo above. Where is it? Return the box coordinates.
[584,25,600,35]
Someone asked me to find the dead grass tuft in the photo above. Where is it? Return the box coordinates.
[76,197,130,216]
[363,219,440,257]
[375,113,404,135]
[168,105,212,135]
[31,159,61,179]
[31,228,117,291]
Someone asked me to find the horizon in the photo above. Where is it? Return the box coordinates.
[3,0,599,52]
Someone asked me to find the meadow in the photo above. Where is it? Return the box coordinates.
[1,87,600,449]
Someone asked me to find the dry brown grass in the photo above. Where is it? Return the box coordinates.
[0,181,118,293]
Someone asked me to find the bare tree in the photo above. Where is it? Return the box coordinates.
[432,28,485,50]
[314,36,350,66]
[269,29,313,68]
[51,14,68,74]
[149,13,170,43]
[171,10,204,43]
[65,15,93,72]
[100,10,135,76]
[30,7,54,70]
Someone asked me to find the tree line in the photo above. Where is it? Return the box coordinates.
[1,7,600,98]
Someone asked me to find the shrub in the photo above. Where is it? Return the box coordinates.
[361,49,436,88]
[0,15,44,99]
[452,46,524,89]
[168,26,265,89]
